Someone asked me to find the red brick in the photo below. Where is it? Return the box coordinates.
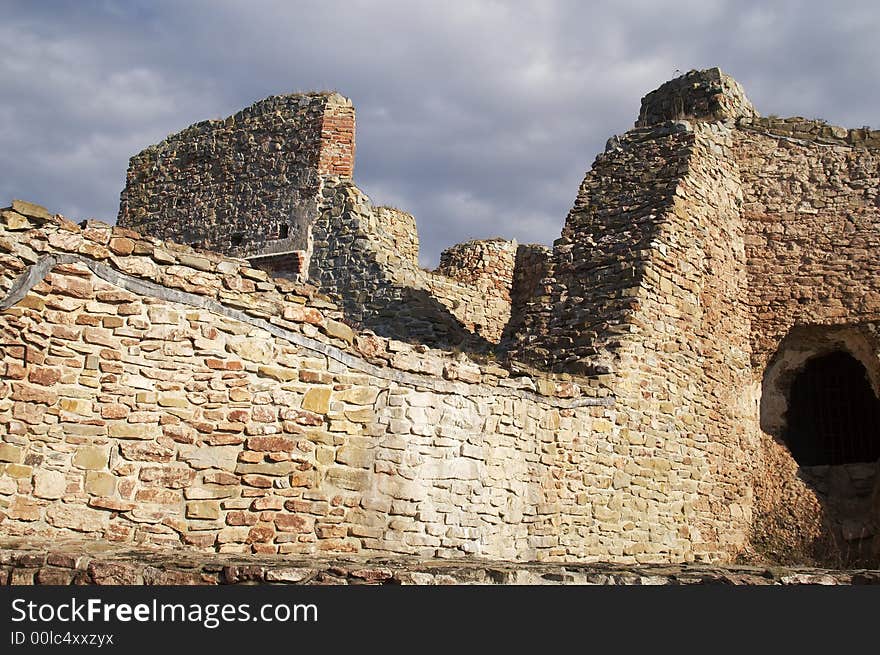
[226,511,259,526]
[27,367,61,386]
[101,404,130,419]
[246,524,275,544]
[274,514,315,532]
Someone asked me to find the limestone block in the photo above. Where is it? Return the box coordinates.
[0,444,23,463]
[1,210,32,230]
[73,446,109,470]
[181,446,239,472]
[186,501,220,520]
[46,504,108,532]
[31,469,66,499]
[11,199,52,220]
[302,387,331,414]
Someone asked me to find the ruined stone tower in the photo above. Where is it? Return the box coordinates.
[118,92,355,273]
[2,68,880,570]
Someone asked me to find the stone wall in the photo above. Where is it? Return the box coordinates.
[118,92,524,349]
[500,243,552,349]
[118,92,354,260]
[511,122,698,375]
[310,180,517,348]
[436,239,516,290]
[4,68,880,569]
[509,68,880,565]
[0,198,767,564]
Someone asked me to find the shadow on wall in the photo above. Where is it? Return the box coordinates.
[754,325,880,566]
[311,183,547,358]
[499,244,553,353]
[355,286,495,355]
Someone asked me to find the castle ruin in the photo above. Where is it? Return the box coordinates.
[2,68,880,580]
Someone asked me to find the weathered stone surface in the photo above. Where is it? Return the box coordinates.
[1,209,32,230]
[2,541,877,586]
[88,497,135,512]
[8,497,42,521]
[118,93,354,261]
[247,436,296,452]
[264,567,315,583]
[323,319,355,344]
[274,514,315,532]
[88,561,141,585]
[181,446,239,472]
[85,472,116,496]
[73,447,109,470]
[11,199,52,220]
[186,501,220,520]
[46,505,107,532]
[36,567,76,585]
[33,470,66,499]
[0,444,23,463]
[108,423,161,440]
[302,387,331,413]
[1,68,879,571]
[335,386,379,406]
[258,365,298,382]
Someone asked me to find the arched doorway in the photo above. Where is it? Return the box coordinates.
[783,351,880,466]
[759,327,880,565]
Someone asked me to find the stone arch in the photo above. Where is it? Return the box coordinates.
[760,325,880,446]
[759,325,880,564]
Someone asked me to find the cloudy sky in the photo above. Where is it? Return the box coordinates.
[2,1,878,266]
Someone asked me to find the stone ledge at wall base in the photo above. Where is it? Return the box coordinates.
[2,540,879,586]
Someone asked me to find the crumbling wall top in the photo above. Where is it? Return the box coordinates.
[636,67,758,127]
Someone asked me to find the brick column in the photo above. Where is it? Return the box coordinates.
[318,97,356,178]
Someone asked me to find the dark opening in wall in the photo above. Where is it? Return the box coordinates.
[783,351,880,466]
[279,224,290,239]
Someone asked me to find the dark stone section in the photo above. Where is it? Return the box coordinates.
[2,541,878,585]
[118,92,354,260]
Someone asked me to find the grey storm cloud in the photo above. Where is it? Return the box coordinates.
[1,0,878,265]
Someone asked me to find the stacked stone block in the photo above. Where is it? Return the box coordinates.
[118,92,354,260]
[373,207,420,265]
[310,180,518,347]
